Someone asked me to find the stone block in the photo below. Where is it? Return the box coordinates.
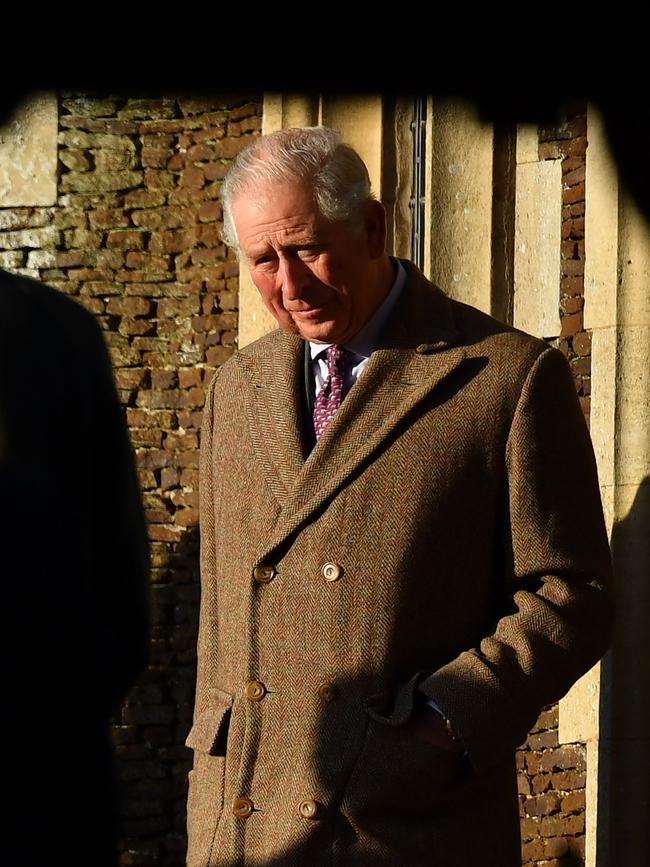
[59,130,136,151]
[141,148,172,168]
[0,226,60,249]
[0,92,57,206]
[123,190,167,209]
[0,250,24,268]
[26,249,56,268]
[131,206,195,230]
[60,169,143,193]
[106,229,145,253]
[59,148,92,172]
[60,97,121,116]
[514,159,562,338]
[559,663,602,744]
[89,209,130,229]
[95,149,138,172]
[118,99,177,120]
[516,124,539,164]
[0,209,53,230]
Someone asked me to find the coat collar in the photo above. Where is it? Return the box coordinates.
[236,260,468,562]
[378,258,461,353]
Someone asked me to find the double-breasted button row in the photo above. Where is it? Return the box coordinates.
[233,796,322,820]
[245,680,266,701]
[254,563,344,583]
[246,680,336,702]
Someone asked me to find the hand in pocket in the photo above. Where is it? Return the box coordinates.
[404,701,465,754]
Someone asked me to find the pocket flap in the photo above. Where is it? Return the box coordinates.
[185,688,233,754]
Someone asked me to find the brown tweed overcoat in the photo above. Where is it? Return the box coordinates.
[188,259,614,867]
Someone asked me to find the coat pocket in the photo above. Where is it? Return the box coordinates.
[185,688,233,867]
[186,688,233,755]
[343,702,466,829]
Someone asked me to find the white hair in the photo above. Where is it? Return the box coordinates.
[220,126,374,250]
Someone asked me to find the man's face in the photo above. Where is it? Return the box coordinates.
[231,179,386,344]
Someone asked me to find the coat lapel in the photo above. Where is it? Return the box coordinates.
[273,345,467,540]
[241,261,469,561]
[237,328,306,502]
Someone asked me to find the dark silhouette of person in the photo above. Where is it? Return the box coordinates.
[0,267,150,867]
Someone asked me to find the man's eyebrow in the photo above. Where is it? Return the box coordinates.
[251,239,324,258]
[287,241,324,251]
[247,245,273,258]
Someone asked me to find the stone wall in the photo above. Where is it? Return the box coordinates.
[516,101,591,867]
[0,91,262,866]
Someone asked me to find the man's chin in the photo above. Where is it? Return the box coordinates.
[275,319,330,343]
[294,321,340,343]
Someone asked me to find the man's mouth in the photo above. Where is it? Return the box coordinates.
[290,304,329,320]
[293,308,323,318]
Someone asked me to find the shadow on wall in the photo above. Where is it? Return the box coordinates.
[114,524,200,864]
[598,475,650,867]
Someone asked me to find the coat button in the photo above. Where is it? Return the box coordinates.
[321,562,343,582]
[317,682,338,702]
[253,565,276,584]
[232,797,254,818]
[245,680,267,702]
[298,798,321,819]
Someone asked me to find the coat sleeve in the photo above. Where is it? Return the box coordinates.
[417,345,615,774]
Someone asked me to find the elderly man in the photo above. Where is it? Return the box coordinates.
[187,126,614,866]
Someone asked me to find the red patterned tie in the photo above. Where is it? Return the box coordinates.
[313,344,347,440]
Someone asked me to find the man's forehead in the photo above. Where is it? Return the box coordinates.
[235,201,317,231]
[234,177,316,214]
[231,179,334,250]
[241,223,323,260]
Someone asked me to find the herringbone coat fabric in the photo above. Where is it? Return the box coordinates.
[188,260,614,867]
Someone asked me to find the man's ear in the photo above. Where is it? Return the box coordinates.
[363,199,387,258]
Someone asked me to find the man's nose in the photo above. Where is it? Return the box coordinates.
[278,255,310,301]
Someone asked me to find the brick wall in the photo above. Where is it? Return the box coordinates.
[515,101,591,867]
[0,92,262,866]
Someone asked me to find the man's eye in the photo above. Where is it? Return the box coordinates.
[253,256,277,270]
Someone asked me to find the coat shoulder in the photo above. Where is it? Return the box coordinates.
[398,260,550,378]
[204,327,294,398]
[452,296,547,357]
[435,286,563,411]
[216,328,296,377]
[235,327,294,360]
